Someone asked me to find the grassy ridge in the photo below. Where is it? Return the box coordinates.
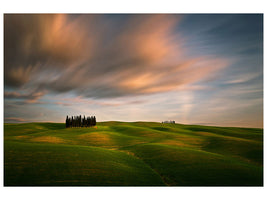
[4,122,263,186]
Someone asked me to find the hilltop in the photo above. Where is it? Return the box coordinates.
[4,121,263,186]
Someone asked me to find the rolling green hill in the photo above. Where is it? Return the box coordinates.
[4,122,263,186]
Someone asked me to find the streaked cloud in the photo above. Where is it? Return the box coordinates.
[224,72,261,84]
[5,117,27,123]
[4,90,47,103]
[4,14,229,99]
[4,14,263,128]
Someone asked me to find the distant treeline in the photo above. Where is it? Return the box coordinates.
[162,120,175,124]
[66,115,96,128]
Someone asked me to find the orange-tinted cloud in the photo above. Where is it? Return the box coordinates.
[5,117,26,123]
[4,14,230,99]
[5,90,46,103]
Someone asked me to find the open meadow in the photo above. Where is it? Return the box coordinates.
[4,122,263,186]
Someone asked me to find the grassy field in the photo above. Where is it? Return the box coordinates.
[4,122,263,186]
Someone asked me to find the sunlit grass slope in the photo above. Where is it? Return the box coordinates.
[4,122,263,186]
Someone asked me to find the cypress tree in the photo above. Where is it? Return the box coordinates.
[91,116,93,126]
[71,116,73,128]
[92,116,95,126]
[66,116,68,128]
[94,116,97,126]
[86,117,89,127]
[88,117,92,127]
[83,115,85,127]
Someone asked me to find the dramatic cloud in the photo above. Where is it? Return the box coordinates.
[5,117,27,123]
[4,14,263,128]
[4,14,229,99]
[4,90,46,103]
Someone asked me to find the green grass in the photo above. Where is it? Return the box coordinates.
[4,122,263,186]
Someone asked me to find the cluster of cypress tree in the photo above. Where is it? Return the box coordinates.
[66,115,96,128]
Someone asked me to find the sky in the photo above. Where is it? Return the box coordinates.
[4,14,263,128]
